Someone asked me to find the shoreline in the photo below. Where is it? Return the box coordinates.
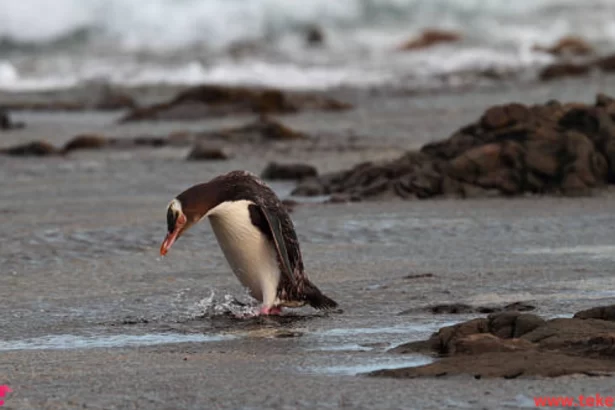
[3,74,615,408]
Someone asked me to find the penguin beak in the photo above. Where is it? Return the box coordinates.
[160,230,179,256]
[160,213,187,256]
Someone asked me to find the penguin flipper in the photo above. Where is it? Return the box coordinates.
[248,204,297,287]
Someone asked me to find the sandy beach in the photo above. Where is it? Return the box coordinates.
[1,72,615,408]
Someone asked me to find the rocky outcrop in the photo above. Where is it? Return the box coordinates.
[294,94,615,201]
[119,85,352,122]
[0,141,59,157]
[0,109,25,130]
[398,301,535,315]
[539,52,615,81]
[261,162,318,180]
[197,116,309,143]
[372,304,615,379]
[533,36,594,56]
[186,144,231,161]
[397,29,461,51]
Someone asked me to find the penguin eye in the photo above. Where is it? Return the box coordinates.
[167,209,177,233]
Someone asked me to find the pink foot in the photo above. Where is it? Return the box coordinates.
[259,306,282,316]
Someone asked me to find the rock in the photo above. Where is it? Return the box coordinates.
[281,199,299,213]
[453,334,534,355]
[403,301,535,315]
[119,85,352,122]
[305,25,325,47]
[575,304,615,321]
[521,318,615,351]
[539,62,591,81]
[294,94,615,202]
[397,29,461,51]
[0,140,59,157]
[596,54,615,72]
[381,308,615,379]
[426,303,475,314]
[0,109,25,130]
[533,36,594,56]
[292,179,325,196]
[186,144,231,161]
[93,88,137,110]
[261,162,318,180]
[403,273,435,280]
[382,306,615,378]
[198,117,309,144]
[132,137,169,148]
[368,351,615,379]
[62,134,110,153]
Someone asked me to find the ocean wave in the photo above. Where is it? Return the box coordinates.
[0,0,614,91]
[2,0,615,50]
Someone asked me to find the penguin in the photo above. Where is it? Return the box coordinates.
[160,170,338,316]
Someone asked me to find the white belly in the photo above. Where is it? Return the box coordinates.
[206,200,281,305]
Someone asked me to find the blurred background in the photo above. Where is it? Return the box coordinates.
[1,0,614,92]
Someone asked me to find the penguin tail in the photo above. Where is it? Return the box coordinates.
[304,281,339,311]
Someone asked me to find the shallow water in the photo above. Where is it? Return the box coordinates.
[304,355,434,376]
[0,332,235,351]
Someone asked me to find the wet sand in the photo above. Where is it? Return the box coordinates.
[3,77,615,409]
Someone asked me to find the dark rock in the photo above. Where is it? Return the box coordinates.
[294,94,615,202]
[0,109,25,130]
[521,318,615,351]
[195,117,309,145]
[397,29,461,51]
[427,303,475,314]
[453,333,535,355]
[403,273,435,280]
[539,63,591,81]
[281,199,299,213]
[62,134,110,153]
[0,108,26,131]
[575,304,615,321]
[488,312,546,339]
[368,351,615,379]
[119,85,352,122]
[292,180,325,197]
[132,137,169,147]
[533,36,594,56]
[381,309,615,379]
[93,88,137,110]
[186,144,231,161]
[405,301,535,315]
[305,25,325,47]
[596,54,615,72]
[261,162,318,180]
[0,140,59,157]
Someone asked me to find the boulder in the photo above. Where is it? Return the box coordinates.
[533,36,594,56]
[186,144,231,161]
[0,140,59,157]
[261,162,318,180]
[292,94,615,202]
[375,306,615,379]
[397,29,461,51]
[119,85,352,122]
[62,134,110,153]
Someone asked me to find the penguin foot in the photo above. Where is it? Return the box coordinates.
[259,306,282,316]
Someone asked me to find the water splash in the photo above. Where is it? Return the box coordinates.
[189,290,260,319]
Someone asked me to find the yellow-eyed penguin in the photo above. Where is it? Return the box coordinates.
[160,170,338,316]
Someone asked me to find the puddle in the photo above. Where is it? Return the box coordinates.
[317,322,456,337]
[305,344,373,352]
[0,332,235,351]
[516,245,615,260]
[305,355,434,376]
